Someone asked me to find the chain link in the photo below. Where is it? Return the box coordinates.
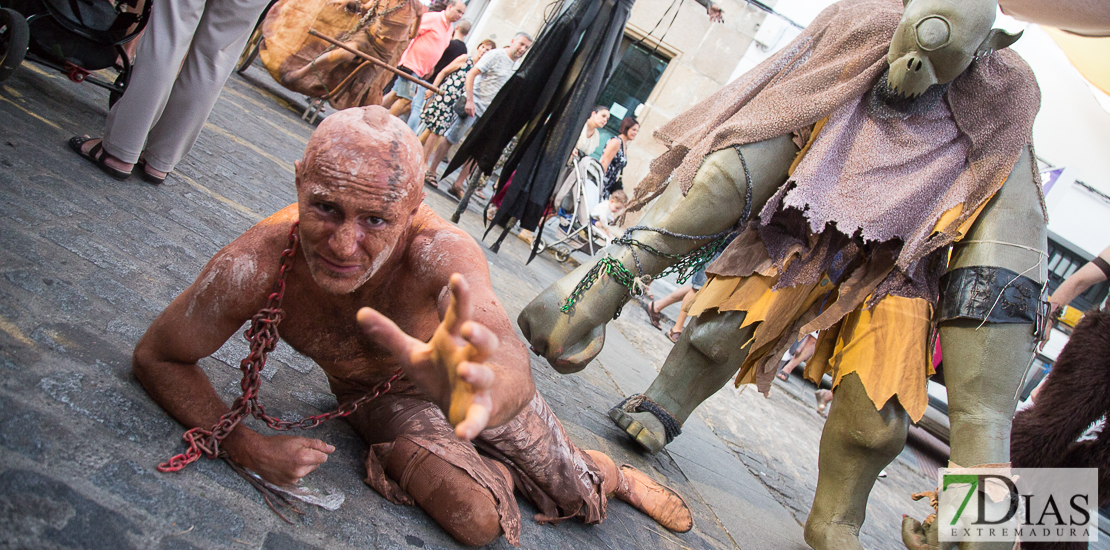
[560,226,733,314]
[158,222,403,473]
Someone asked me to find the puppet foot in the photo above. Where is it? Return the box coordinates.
[804,520,866,550]
[901,515,940,550]
[616,465,694,532]
[609,407,668,454]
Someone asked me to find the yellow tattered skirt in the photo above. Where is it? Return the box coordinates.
[688,271,935,421]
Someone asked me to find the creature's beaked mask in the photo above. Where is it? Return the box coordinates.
[885,0,1022,98]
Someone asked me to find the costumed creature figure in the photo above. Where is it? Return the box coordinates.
[259,0,420,109]
[441,0,724,242]
[517,0,1053,548]
[441,0,633,251]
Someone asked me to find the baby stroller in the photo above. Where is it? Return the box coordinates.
[1,0,149,106]
[533,155,608,263]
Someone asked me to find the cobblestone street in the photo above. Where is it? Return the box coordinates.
[2,59,939,549]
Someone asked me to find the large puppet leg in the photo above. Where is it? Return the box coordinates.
[806,373,909,550]
[903,148,1046,549]
[610,309,755,453]
[519,135,797,374]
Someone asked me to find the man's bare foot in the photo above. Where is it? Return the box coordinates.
[609,407,667,454]
[616,465,694,532]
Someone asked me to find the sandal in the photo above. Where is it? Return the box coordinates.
[424,171,438,185]
[776,370,789,381]
[667,328,681,343]
[136,160,167,185]
[69,136,130,180]
[643,300,662,329]
[448,186,465,201]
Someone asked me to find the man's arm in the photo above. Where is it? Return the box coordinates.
[1049,245,1110,313]
[434,237,535,427]
[133,214,333,485]
[1040,244,1110,348]
[463,64,481,117]
[358,226,534,437]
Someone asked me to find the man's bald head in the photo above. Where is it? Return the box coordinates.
[298,106,424,206]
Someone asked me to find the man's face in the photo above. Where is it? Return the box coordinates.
[294,111,423,295]
[445,1,465,23]
[508,36,532,60]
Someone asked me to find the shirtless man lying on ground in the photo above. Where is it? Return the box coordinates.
[132,106,692,546]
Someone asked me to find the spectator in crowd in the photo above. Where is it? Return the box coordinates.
[425,32,533,199]
[407,20,471,133]
[420,39,495,182]
[575,105,610,158]
[599,117,639,198]
[778,333,816,381]
[70,0,272,184]
[382,0,466,119]
[589,189,626,245]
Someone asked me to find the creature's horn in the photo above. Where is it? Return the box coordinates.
[975,28,1023,58]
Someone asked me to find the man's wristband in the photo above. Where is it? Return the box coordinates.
[1092,256,1110,280]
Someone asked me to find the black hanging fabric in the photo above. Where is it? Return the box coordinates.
[444,0,634,235]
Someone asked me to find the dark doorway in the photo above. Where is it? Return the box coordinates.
[589,37,670,160]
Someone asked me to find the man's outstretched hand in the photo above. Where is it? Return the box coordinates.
[357,274,497,441]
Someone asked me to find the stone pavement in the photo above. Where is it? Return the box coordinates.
[1,59,938,550]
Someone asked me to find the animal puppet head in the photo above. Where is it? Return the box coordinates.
[885,0,1022,98]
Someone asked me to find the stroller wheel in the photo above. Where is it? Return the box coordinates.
[554,245,571,263]
[0,8,30,83]
[533,238,547,255]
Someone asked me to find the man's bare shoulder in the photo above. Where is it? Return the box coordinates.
[406,204,489,283]
[185,205,300,316]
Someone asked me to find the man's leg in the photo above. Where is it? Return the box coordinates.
[343,391,517,546]
[100,0,207,166]
[478,391,693,532]
[646,284,691,328]
[449,160,475,195]
[406,90,428,132]
[668,288,697,338]
[382,91,399,109]
[389,98,412,118]
[139,0,271,173]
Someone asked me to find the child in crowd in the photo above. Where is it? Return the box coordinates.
[591,190,627,245]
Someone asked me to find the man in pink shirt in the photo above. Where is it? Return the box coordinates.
[383,0,466,118]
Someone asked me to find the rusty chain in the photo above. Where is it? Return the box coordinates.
[158,222,403,473]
